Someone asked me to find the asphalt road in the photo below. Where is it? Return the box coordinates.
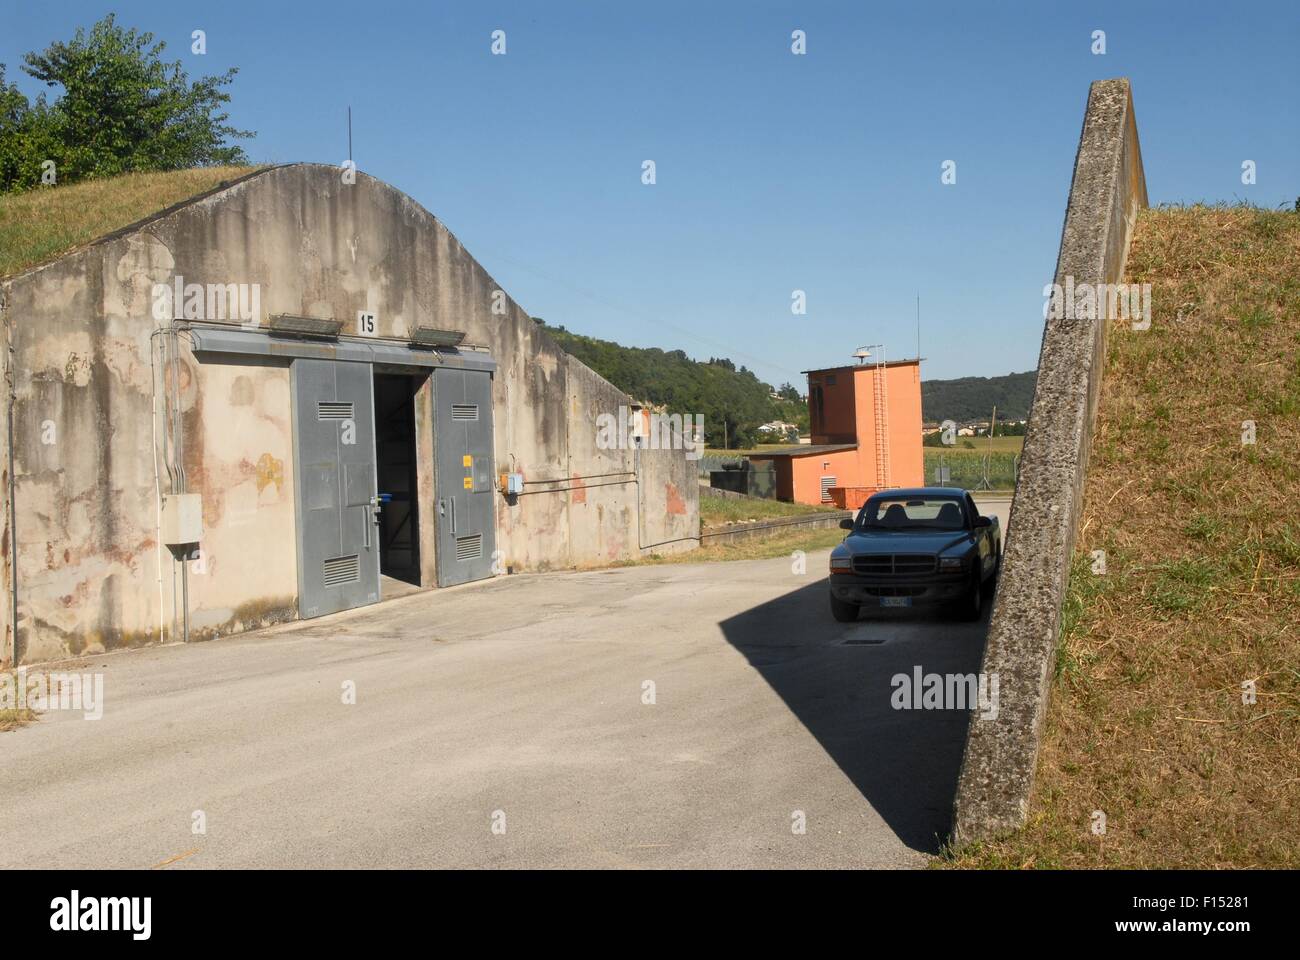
[1,499,1007,869]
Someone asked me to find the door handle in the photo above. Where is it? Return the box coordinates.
[437,498,457,534]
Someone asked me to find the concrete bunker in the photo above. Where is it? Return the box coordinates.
[0,164,700,665]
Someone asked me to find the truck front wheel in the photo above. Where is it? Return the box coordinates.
[957,571,984,621]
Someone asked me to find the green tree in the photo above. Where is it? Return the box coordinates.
[546,328,804,450]
[1,14,253,192]
[0,65,55,191]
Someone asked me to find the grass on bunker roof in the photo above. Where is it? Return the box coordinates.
[948,203,1300,869]
[0,165,261,279]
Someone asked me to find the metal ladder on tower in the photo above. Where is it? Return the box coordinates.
[872,351,891,487]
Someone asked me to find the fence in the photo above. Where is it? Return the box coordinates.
[924,451,1019,491]
[702,451,1020,491]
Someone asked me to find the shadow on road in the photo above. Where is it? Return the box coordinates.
[718,579,990,854]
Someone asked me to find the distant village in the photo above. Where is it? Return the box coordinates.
[756,390,1027,446]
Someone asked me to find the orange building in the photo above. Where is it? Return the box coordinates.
[751,357,924,506]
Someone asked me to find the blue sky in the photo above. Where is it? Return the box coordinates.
[3,1,1297,387]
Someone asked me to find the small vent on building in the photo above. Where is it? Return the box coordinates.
[455,534,483,561]
[322,554,360,585]
[451,404,479,421]
[820,476,836,504]
[318,401,354,420]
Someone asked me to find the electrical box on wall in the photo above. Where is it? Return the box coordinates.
[161,493,203,546]
[498,472,524,496]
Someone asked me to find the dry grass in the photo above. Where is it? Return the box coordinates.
[700,495,837,529]
[0,165,262,278]
[1,669,40,731]
[703,445,799,457]
[937,435,1025,453]
[951,203,1300,868]
[0,708,38,732]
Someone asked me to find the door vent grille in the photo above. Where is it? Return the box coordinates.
[323,554,361,585]
[451,403,479,421]
[318,401,354,420]
[455,534,483,561]
[820,476,837,503]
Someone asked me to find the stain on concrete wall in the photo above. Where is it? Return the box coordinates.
[184,355,298,640]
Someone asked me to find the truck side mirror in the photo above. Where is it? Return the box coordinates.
[839,518,855,530]
[974,516,991,528]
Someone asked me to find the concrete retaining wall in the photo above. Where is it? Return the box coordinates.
[951,79,1147,843]
[699,510,851,546]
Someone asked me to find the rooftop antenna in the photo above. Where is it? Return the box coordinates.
[916,294,921,360]
[852,346,873,364]
[347,106,353,163]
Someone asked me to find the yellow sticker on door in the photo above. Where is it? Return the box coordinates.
[463,477,473,489]
[462,454,472,467]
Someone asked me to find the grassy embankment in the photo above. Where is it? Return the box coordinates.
[949,203,1300,868]
[0,165,259,277]
[699,496,836,528]
[623,495,844,565]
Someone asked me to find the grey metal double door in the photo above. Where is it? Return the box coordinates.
[292,358,380,618]
[433,367,496,587]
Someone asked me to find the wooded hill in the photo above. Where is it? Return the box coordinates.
[541,322,807,449]
[542,320,1037,445]
[920,370,1037,424]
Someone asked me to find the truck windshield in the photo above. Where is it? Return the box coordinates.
[858,497,966,531]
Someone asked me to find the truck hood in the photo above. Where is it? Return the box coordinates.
[842,530,972,554]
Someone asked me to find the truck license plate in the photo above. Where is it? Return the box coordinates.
[880,596,911,608]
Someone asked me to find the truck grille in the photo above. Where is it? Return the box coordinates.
[852,554,936,576]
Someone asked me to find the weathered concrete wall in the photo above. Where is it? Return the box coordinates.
[1,164,698,663]
[952,79,1147,843]
[3,223,173,663]
[560,357,635,563]
[636,442,699,556]
[0,290,12,668]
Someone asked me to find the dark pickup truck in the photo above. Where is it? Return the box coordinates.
[828,487,1001,622]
